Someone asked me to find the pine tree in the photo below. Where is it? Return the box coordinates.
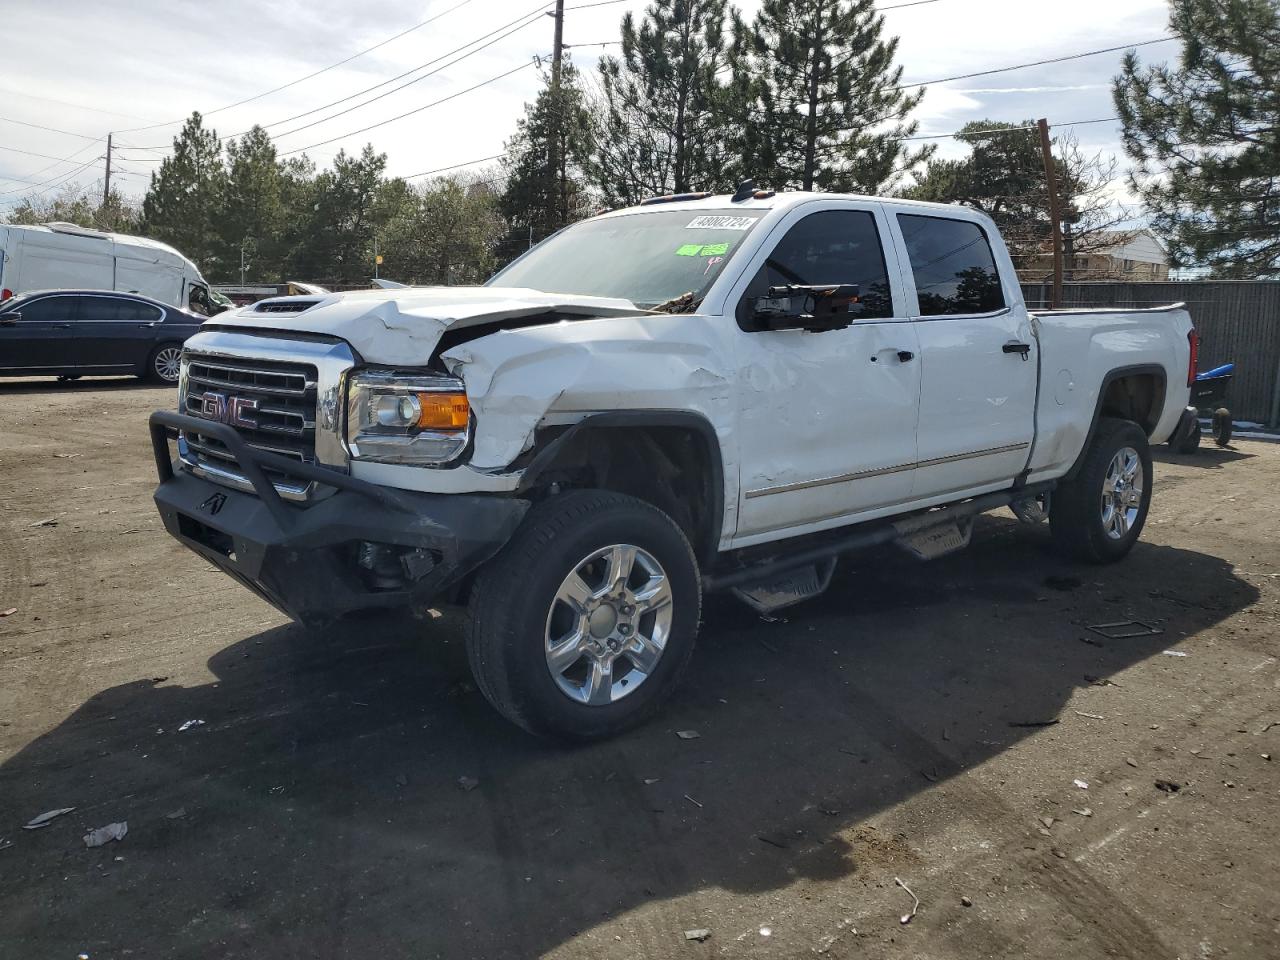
[737,0,931,193]
[219,125,284,281]
[288,146,387,283]
[500,61,594,251]
[589,0,735,205]
[141,112,225,273]
[1114,0,1279,277]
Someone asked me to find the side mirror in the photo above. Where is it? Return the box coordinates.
[751,284,861,332]
[0,311,21,326]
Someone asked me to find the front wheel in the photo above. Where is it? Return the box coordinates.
[466,490,701,740]
[1050,418,1152,563]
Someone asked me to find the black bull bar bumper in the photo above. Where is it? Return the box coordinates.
[149,411,529,622]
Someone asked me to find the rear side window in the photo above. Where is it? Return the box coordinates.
[897,214,1005,316]
[741,210,894,327]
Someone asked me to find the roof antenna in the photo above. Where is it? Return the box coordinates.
[731,179,755,202]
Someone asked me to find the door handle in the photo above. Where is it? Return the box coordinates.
[1003,341,1031,360]
[897,350,914,363]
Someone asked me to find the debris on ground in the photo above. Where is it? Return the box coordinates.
[176,719,205,732]
[1074,711,1106,720]
[1162,650,1190,657]
[1087,620,1162,639]
[164,807,186,820]
[683,928,711,942]
[1039,816,1055,829]
[83,821,127,847]
[643,778,661,785]
[894,876,920,924]
[0,839,14,851]
[758,926,772,937]
[1009,718,1060,728]
[1073,779,1089,789]
[1155,779,1182,793]
[683,794,703,809]
[960,896,973,907]
[0,608,17,618]
[1073,807,1093,817]
[457,776,480,792]
[1126,757,1139,767]
[23,807,75,830]
[29,517,58,527]
[1051,847,1067,859]
[676,730,701,740]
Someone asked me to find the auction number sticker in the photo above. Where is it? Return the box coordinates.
[686,215,756,230]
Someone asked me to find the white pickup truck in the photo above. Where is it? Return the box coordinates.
[150,186,1196,739]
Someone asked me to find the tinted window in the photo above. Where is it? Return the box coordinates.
[11,296,76,323]
[76,296,163,322]
[898,214,1005,316]
[741,210,893,327]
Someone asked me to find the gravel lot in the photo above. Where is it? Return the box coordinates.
[2,377,1278,960]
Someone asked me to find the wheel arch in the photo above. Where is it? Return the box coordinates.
[1064,363,1166,480]
[515,411,725,567]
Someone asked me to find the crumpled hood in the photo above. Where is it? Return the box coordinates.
[209,286,643,365]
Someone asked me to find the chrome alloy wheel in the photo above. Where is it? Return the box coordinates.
[544,543,674,706]
[1100,446,1143,540]
[154,346,183,383]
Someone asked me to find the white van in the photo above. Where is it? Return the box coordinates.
[0,222,216,315]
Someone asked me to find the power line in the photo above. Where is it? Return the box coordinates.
[279,59,541,157]
[114,0,480,133]
[404,153,508,179]
[896,37,1175,89]
[0,86,160,125]
[267,5,550,143]
[0,115,104,142]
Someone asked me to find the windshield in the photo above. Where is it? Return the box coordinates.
[488,209,765,309]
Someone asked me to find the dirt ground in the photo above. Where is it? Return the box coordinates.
[1,377,1278,960]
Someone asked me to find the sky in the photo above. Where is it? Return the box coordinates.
[0,0,1177,215]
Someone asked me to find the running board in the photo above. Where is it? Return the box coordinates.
[705,481,1056,598]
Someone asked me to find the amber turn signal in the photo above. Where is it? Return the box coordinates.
[415,392,469,430]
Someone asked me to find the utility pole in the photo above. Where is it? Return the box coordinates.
[240,240,247,285]
[1037,118,1064,310]
[102,132,112,210]
[549,0,566,227]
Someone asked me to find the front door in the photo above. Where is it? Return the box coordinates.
[0,294,79,373]
[893,212,1037,498]
[731,204,921,544]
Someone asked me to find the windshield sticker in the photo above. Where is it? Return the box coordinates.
[686,215,755,231]
[700,241,731,256]
[702,256,725,276]
[675,243,705,256]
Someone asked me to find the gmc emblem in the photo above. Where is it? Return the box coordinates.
[200,391,259,429]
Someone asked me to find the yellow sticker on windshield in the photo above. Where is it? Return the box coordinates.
[675,244,704,256]
[701,241,731,256]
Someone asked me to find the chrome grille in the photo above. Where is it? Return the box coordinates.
[181,355,319,486]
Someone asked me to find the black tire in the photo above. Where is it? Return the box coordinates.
[466,490,701,741]
[1168,413,1201,453]
[1213,408,1232,447]
[1050,417,1152,563]
[146,342,184,384]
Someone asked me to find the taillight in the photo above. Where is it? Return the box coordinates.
[0,288,12,301]
[1187,329,1199,387]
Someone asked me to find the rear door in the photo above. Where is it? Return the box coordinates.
[0,294,80,372]
[76,294,165,369]
[892,211,1037,498]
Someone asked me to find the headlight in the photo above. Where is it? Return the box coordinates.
[345,370,471,465]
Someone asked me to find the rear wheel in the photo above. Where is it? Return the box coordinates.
[466,490,701,740]
[147,343,183,384]
[1050,418,1152,563]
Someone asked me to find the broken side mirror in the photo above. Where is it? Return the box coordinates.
[751,284,861,333]
[0,311,21,326]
